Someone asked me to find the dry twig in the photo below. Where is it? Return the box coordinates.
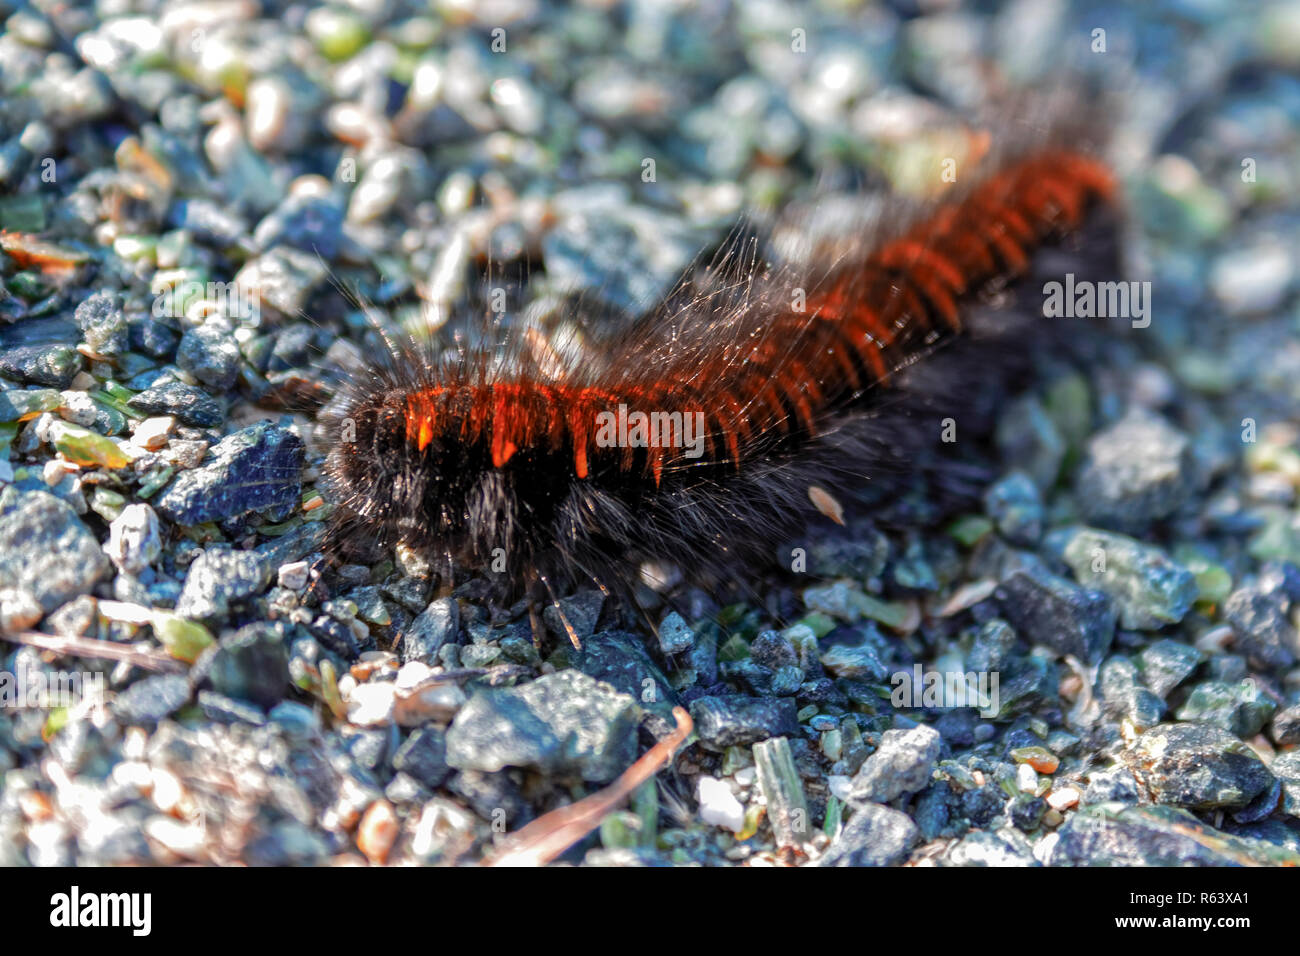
[6,631,185,673]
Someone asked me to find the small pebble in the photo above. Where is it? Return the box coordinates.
[696,775,746,833]
[357,799,399,865]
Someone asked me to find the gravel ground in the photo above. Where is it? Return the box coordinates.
[2,0,1300,866]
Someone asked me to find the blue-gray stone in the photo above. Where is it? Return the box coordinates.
[177,323,241,391]
[1137,639,1203,697]
[688,694,799,751]
[1075,409,1197,532]
[445,669,639,782]
[657,611,695,655]
[174,547,271,619]
[997,565,1115,663]
[154,422,303,525]
[819,802,919,867]
[0,487,109,613]
[112,674,191,726]
[1175,679,1277,738]
[75,291,127,355]
[983,470,1044,544]
[127,378,223,427]
[401,596,460,664]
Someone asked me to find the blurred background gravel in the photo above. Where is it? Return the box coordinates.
[1,0,1299,866]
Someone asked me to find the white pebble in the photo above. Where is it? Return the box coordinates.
[1017,762,1039,793]
[347,681,396,726]
[131,416,175,451]
[58,390,100,426]
[110,760,153,792]
[149,767,185,815]
[1211,243,1293,315]
[277,560,310,591]
[145,816,208,859]
[43,458,74,486]
[104,503,162,575]
[1046,786,1080,811]
[97,600,154,625]
[122,727,149,761]
[395,660,436,689]
[245,75,291,152]
[32,411,58,445]
[827,774,853,802]
[696,776,746,833]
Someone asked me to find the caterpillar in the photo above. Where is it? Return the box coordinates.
[319,124,1120,646]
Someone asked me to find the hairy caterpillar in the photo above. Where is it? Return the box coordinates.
[318,119,1120,646]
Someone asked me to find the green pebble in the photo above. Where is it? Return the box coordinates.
[307,7,370,62]
[855,593,910,630]
[152,612,214,663]
[947,514,993,547]
[0,194,47,231]
[52,423,131,468]
[794,612,837,638]
[0,388,61,422]
[89,487,127,522]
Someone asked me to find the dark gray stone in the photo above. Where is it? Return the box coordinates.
[112,674,191,726]
[819,802,918,866]
[1124,722,1273,810]
[997,565,1116,663]
[0,343,81,387]
[401,597,459,664]
[392,727,451,789]
[573,629,679,722]
[127,377,223,427]
[177,323,241,391]
[1223,584,1298,670]
[154,422,303,525]
[688,695,798,751]
[201,622,290,709]
[1049,804,1300,865]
